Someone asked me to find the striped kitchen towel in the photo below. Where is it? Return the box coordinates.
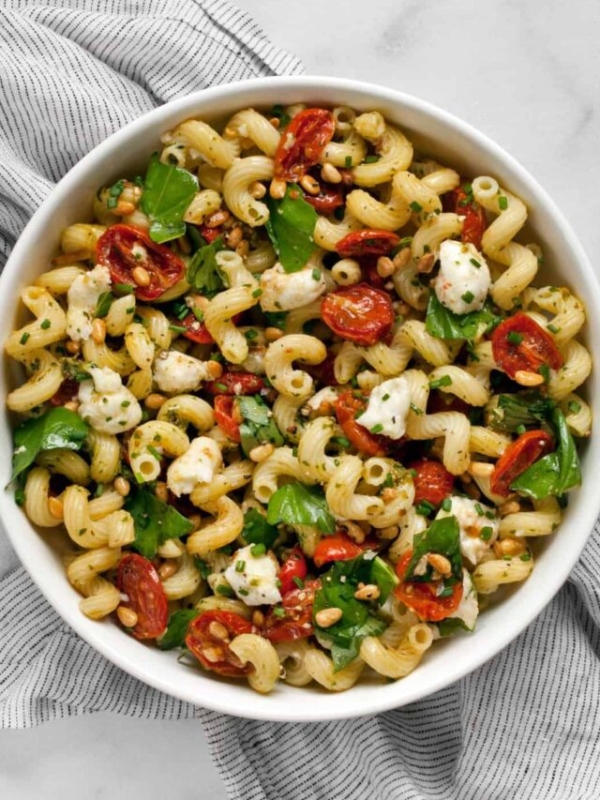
[2,3,600,799]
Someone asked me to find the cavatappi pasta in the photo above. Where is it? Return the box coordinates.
[6,103,592,695]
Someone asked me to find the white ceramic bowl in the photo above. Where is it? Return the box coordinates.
[2,76,599,722]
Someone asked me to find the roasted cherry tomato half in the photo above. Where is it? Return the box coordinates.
[180,312,215,344]
[409,459,455,507]
[274,108,335,181]
[321,283,394,347]
[278,546,308,596]
[361,255,386,289]
[197,224,222,244]
[303,180,345,215]
[334,390,391,457]
[49,378,80,407]
[443,185,487,250]
[96,224,185,301]
[490,429,554,497]
[491,313,563,380]
[204,371,266,396]
[117,553,168,640]
[335,229,401,259]
[213,395,241,442]
[262,580,321,642]
[313,533,366,568]
[185,611,255,677]
[394,551,463,622]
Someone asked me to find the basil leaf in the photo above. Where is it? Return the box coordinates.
[157,609,198,651]
[426,294,502,343]
[509,453,560,500]
[267,482,335,534]
[240,508,279,550]
[437,617,471,637]
[237,396,284,457]
[186,235,225,296]
[265,184,318,273]
[370,556,399,603]
[12,408,89,481]
[406,516,462,582]
[487,392,555,433]
[94,291,114,319]
[141,153,198,243]
[125,487,194,558]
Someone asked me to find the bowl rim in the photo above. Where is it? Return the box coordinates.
[2,74,599,721]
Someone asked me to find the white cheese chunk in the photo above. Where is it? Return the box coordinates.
[436,495,499,566]
[166,436,222,497]
[153,350,213,393]
[356,376,411,440]
[446,570,479,630]
[66,264,112,342]
[78,366,142,435]
[433,239,491,315]
[260,262,327,312]
[224,544,282,606]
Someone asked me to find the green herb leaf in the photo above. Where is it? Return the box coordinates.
[267,482,335,533]
[12,408,89,481]
[406,516,462,582]
[437,617,471,637]
[141,153,198,243]
[426,294,502,343]
[487,392,555,433]
[185,235,226,296]
[157,609,198,650]
[265,184,318,272]
[240,508,279,549]
[237,395,284,457]
[95,291,114,319]
[125,487,194,558]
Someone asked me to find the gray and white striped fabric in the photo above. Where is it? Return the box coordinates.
[2,3,600,799]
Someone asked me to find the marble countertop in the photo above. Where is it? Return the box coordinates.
[2,1,600,798]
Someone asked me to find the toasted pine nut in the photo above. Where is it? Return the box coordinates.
[393,247,412,270]
[65,340,80,355]
[376,256,396,278]
[252,610,265,627]
[113,476,131,497]
[499,500,521,516]
[320,163,342,184]
[226,226,243,249]
[202,647,223,663]
[427,552,452,577]
[354,584,381,601]
[91,318,106,344]
[416,252,436,274]
[378,525,399,540]
[155,481,168,502]
[114,200,136,216]
[236,240,250,258]
[208,621,230,641]
[206,360,223,380]
[494,537,526,558]
[468,461,495,477]
[48,496,64,520]
[249,181,267,199]
[189,294,210,312]
[269,178,287,199]
[393,300,410,316]
[144,393,166,410]
[265,326,284,342]
[315,607,343,628]
[249,443,275,463]
[63,401,79,412]
[132,266,151,287]
[159,560,178,580]
[299,174,320,196]
[381,487,398,502]
[117,606,138,628]
[514,369,545,387]
[205,209,230,228]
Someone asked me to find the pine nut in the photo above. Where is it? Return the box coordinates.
[494,538,526,558]
[378,525,399,540]
[226,226,243,249]
[113,476,131,497]
[249,181,267,199]
[206,360,223,380]
[190,294,210,311]
[114,200,136,216]
[320,163,342,184]
[159,560,178,580]
[354,584,381,601]
[208,621,230,641]
[202,647,223,663]
[155,481,168,502]
[252,610,265,627]
[205,209,230,228]
[65,340,80,355]
[427,552,452,577]
[117,606,138,628]
[393,247,412,270]
[381,487,398,502]
[144,393,166,410]
[48,496,64,520]
[63,401,79,412]
[514,369,545,387]
[132,266,151,287]
[468,461,495,477]
[376,256,396,278]
[315,607,343,628]
[91,318,106,344]
[249,443,275,463]
[416,252,436,274]
[299,174,320,196]
[499,500,521,516]
[265,326,284,342]
[269,178,287,199]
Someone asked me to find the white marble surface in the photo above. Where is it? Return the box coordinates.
[2,1,600,798]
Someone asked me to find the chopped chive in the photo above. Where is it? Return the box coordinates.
[147,445,162,461]
[520,552,531,561]
[469,258,481,268]
[539,364,550,382]
[416,500,436,516]
[474,503,484,516]
[292,576,305,589]
[252,288,262,298]
[311,268,321,281]
[516,424,527,435]
[461,291,475,304]
[547,323,560,334]
[441,497,452,512]
[273,607,286,618]
[480,526,494,541]
[331,436,351,448]
[216,585,235,597]
[429,375,453,390]
[498,195,508,210]
[235,560,246,573]
[19,332,30,345]
[40,318,51,330]
[507,331,524,345]
[364,154,380,163]
[382,393,390,401]
[370,423,384,434]
[410,403,423,416]
[409,201,423,213]
[113,283,135,295]
[568,400,582,414]
[244,329,258,340]
[251,543,266,557]
[168,324,188,333]
[344,155,352,168]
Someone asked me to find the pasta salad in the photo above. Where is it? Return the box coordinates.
[5,102,592,694]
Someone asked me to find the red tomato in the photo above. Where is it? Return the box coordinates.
[278,546,308,595]
[303,180,345,214]
[185,611,255,677]
[197,224,222,244]
[409,459,455,507]
[304,353,339,387]
[204,371,266,396]
[490,429,554,497]
[49,379,80,407]
[334,390,391,457]
[262,580,321,642]
[362,255,385,289]
[117,554,168,640]
[444,186,487,249]
[96,225,185,301]
[394,551,463,622]
[180,312,215,344]
[313,533,364,568]
[335,229,400,258]
[321,283,394,347]
[491,313,563,379]
[274,108,335,181]
[213,396,241,442]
